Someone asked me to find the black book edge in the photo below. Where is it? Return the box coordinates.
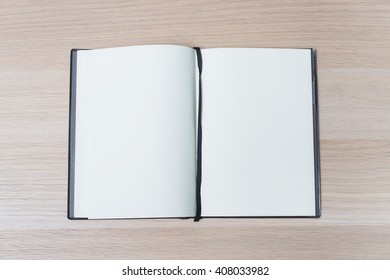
[68,49,88,220]
[311,48,321,218]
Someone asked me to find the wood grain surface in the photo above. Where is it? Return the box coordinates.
[1,0,389,259]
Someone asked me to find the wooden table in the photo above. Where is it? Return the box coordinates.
[1,0,389,259]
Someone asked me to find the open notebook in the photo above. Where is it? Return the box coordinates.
[68,45,320,220]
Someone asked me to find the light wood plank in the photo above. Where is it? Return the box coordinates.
[0,0,389,259]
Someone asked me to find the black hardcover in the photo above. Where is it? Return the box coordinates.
[311,48,321,217]
[68,49,87,220]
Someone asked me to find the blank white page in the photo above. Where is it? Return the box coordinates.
[201,48,316,216]
[74,45,196,219]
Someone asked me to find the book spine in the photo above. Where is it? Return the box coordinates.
[194,47,203,222]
